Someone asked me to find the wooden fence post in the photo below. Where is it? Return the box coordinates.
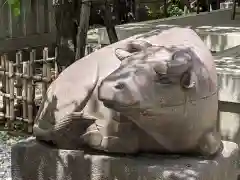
[0,55,6,122]
[9,61,15,129]
[0,46,56,133]
[54,47,59,79]
[103,1,118,44]
[27,61,33,133]
[22,62,28,125]
[5,55,10,127]
[30,49,36,117]
[75,0,91,59]
[15,51,22,106]
[163,0,168,17]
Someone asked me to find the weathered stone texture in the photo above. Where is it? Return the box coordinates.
[11,138,239,180]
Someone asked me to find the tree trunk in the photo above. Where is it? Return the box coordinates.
[163,0,168,17]
[102,2,118,44]
[53,0,80,71]
[130,0,136,20]
[75,1,91,59]
[114,0,121,24]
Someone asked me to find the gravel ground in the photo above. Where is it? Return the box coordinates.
[0,143,11,180]
[0,132,25,180]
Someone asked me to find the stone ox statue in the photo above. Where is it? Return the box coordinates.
[33,27,222,156]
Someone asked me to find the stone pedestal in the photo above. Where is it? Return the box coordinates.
[11,138,239,180]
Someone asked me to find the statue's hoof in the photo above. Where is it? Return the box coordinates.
[198,130,222,156]
[81,123,139,153]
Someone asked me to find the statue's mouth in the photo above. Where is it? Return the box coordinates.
[102,100,139,109]
[102,101,115,109]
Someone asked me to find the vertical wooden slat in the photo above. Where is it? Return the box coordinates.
[196,0,200,14]
[134,0,140,21]
[102,2,118,45]
[21,0,35,35]
[163,0,168,17]
[5,55,10,124]
[207,0,210,12]
[31,0,38,34]
[232,0,237,20]
[48,0,56,33]
[21,0,27,36]
[27,61,33,133]
[0,0,3,38]
[0,0,6,39]
[8,1,13,38]
[22,62,28,122]
[30,49,36,119]
[36,0,45,33]
[9,0,22,38]
[86,45,93,55]
[9,61,14,129]
[42,48,51,97]
[75,0,91,59]
[0,0,9,39]
[0,55,6,121]
[44,0,49,32]
[15,51,22,105]
[54,47,59,78]
[30,50,36,82]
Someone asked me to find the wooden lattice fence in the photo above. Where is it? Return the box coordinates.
[0,47,58,135]
[0,43,98,135]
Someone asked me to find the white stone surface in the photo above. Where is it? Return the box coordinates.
[88,7,240,52]
[11,138,239,180]
[220,2,234,9]
[96,24,240,52]
[215,46,240,103]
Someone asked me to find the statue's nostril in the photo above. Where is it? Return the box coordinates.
[114,82,125,90]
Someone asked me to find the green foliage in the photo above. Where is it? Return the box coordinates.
[147,8,163,19]
[167,4,184,17]
[167,0,184,16]
[146,0,184,19]
[5,0,20,16]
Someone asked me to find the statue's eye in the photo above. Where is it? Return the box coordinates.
[155,72,172,84]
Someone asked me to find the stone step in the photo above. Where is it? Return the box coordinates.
[214,45,240,104]
[11,138,239,180]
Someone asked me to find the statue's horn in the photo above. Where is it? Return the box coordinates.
[115,39,152,61]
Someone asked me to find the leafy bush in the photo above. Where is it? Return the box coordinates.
[167,4,184,16]
[145,0,184,20]
[6,0,20,16]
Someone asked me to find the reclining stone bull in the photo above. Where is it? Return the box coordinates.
[33,27,222,156]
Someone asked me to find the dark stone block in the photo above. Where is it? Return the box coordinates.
[11,138,239,180]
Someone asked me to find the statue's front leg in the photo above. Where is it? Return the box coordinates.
[197,128,223,156]
[81,116,139,153]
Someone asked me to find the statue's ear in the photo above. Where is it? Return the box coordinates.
[180,71,196,89]
[168,50,195,89]
[115,39,152,61]
[115,49,132,61]
[167,50,193,75]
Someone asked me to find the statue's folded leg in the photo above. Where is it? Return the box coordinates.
[81,118,139,153]
[33,112,96,149]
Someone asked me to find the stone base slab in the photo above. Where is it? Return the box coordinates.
[11,138,239,180]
